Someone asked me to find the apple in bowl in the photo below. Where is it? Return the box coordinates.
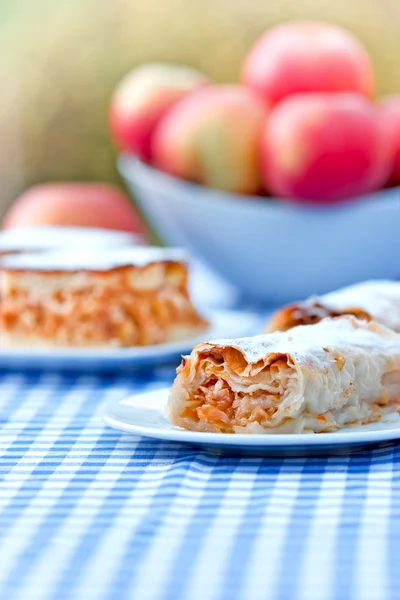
[381,94,400,186]
[152,84,268,195]
[242,21,375,105]
[109,63,208,161]
[260,93,393,203]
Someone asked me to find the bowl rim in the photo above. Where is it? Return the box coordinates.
[118,153,400,216]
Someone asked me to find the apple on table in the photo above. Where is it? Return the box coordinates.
[2,182,148,237]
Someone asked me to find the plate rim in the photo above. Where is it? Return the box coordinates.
[103,387,400,448]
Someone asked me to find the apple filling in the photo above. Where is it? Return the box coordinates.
[0,262,208,347]
[171,349,298,433]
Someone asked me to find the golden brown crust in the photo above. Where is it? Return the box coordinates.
[266,299,372,333]
[2,259,184,277]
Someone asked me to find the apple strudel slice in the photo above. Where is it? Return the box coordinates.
[266,280,400,333]
[168,317,400,434]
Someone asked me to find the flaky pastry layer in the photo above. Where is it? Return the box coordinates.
[168,317,400,434]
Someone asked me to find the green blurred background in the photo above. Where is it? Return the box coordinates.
[1,0,400,218]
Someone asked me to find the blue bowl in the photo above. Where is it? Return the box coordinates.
[119,155,400,304]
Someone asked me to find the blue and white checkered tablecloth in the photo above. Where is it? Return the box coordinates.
[0,368,400,600]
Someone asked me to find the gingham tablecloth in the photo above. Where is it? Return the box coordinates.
[0,368,400,600]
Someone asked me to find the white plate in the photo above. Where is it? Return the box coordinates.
[0,309,261,372]
[103,388,400,456]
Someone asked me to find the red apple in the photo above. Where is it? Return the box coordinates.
[109,63,208,161]
[242,22,375,105]
[2,183,147,235]
[152,85,268,194]
[261,93,392,203]
[381,94,400,186]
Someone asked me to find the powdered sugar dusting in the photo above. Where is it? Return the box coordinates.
[0,226,143,253]
[1,246,187,272]
[202,317,399,364]
[322,280,400,332]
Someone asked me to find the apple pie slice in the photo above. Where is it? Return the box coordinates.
[0,247,208,347]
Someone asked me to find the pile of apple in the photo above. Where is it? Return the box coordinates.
[110,21,400,204]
